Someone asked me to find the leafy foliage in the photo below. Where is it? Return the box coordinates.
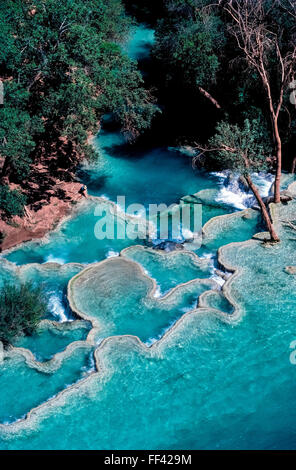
[0,0,158,206]
[0,82,43,182]
[153,1,224,88]
[151,0,296,170]
[0,185,27,218]
[0,282,47,345]
[207,118,273,175]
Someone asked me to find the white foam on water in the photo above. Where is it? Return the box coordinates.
[106,250,119,258]
[153,285,162,298]
[99,194,110,200]
[180,300,198,314]
[145,319,177,347]
[140,267,163,298]
[48,294,68,322]
[95,337,105,347]
[145,299,198,347]
[81,355,96,374]
[44,255,66,265]
[252,172,274,197]
[210,273,226,287]
[199,252,216,261]
[215,186,249,210]
[212,171,273,210]
[182,227,194,240]
[201,254,227,288]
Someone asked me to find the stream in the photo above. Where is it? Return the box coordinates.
[0,25,296,450]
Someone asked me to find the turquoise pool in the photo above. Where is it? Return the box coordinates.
[1,25,296,451]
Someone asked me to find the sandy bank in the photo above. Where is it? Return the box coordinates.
[0,180,84,252]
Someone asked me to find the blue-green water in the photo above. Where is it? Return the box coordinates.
[4,199,141,265]
[0,346,93,425]
[69,257,216,344]
[13,322,90,362]
[4,128,233,266]
[0,25,296,450]
[121,246,214,293]
[82,129,220,208]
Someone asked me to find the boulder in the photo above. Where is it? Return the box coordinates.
[285,266,296,275]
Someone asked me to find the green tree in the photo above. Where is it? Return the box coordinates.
[153,0,296,176]
[153,0,225,109]
[0,282,47,346]
[0,185,27,218]
[0,0,158,209]
[195,118,280,242]
[0,83,43,181]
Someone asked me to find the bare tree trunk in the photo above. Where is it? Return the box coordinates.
[291,156,296,173]
[264,89,282,203]
[245,174,280,242]
[222,1,292,204]
[273,118,282,203]
[198,87,221,109]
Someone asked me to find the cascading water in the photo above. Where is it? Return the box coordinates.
[213,171,274,210]
[1,22,296,452]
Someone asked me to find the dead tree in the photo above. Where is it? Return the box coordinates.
[223,0,296,202]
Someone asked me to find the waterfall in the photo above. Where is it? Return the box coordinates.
[212,171,274,210]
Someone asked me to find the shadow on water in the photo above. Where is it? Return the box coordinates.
[96,118,171,161]
[76,170,109,193]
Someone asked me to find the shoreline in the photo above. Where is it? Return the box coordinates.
[0,123,100,253]
[0,180,84,252]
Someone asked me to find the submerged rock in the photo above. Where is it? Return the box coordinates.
[264,190,294,206]
[214,269,231,281]
[242,212,254,219]
[285,266,296,275]
[153,241,184,252]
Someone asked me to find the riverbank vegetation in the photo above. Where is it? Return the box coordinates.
[0,0,295,243]
[0,282,47,346]
[149,1,295,185]
[194,118,280,241]
[0,0,158,219]
[137,0,295,241]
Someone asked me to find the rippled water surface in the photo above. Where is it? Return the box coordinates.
[1,25,296,451]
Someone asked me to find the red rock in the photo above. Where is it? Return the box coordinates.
[0,181,84,252]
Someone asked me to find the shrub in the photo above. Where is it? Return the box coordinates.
[0,185,27,218]
[0,282,47,346]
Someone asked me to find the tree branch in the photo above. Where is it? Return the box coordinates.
[198,87,222,109]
